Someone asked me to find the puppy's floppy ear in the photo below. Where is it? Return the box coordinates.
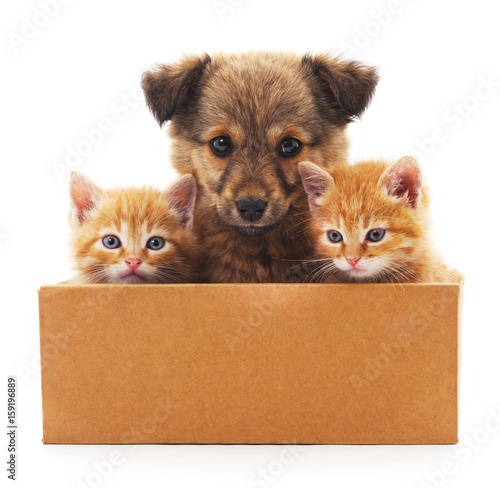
[298,161,335,210]
[302,54,378,121]
[142,54,211,126]
[163,174,197,229]
[379,156,422,208]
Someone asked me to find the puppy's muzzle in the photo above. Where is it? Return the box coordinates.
[236,199,267,222]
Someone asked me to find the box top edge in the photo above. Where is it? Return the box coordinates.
[38,282,463,289]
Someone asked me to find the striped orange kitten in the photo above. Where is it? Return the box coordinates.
[298,157,463,283]
[69,172,199,284]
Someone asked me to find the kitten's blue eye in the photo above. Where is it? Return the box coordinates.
[327,230,343,243]
[146,236,165,250]
[366,229,386,242]
[102,235,121,249]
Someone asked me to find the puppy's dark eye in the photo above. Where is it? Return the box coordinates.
[102,235,121,249]
[210,136,232,156]
[366,229,386,242]
[327,230,343,243]
[279,138,302,157]
[146,236,165,250]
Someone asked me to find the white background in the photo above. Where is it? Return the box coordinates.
[1,0,499,486]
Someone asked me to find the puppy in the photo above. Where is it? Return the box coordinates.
[142,52,378,282]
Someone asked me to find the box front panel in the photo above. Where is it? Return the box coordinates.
[38,283,460,444]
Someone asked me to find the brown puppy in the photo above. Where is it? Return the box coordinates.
[142,52,378,282]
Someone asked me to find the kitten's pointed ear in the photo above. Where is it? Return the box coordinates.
[69,172,102,226]
[141,54,211,126]
[163,174,197,228]
[379,156,423,208]
[298,161,335,210]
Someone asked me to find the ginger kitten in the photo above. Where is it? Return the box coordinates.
[298,157,463,284]
[69,172,199,284]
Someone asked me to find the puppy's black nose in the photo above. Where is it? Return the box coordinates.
[236,199,267,222]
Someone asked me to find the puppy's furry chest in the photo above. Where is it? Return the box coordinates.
[195,210,311,283]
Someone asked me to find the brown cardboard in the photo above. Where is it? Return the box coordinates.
[38,283,462,444]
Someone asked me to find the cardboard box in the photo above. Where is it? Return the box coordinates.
[38,283,462,444]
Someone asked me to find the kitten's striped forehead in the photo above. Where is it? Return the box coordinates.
[326,161,408,228]
[96,187,175,230]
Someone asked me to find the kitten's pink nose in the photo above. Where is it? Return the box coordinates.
[125,258,142,271]
[346,257,361,267]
